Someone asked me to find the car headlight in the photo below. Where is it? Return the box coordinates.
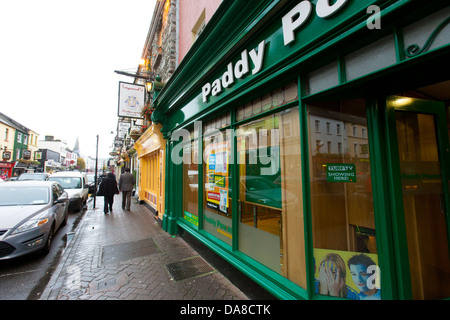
[12,218,49,235]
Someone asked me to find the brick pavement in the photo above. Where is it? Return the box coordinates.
[40,195,249,301]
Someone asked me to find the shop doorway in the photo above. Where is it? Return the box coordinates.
[386,95,450,299]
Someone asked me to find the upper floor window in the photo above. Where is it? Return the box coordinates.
[315,120,320,132]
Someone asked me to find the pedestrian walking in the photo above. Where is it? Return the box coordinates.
[119,168,135,211]
[97,172,119,214]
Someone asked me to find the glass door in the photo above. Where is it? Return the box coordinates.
[386,96,450,299]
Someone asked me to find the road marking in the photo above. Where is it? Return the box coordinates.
[0,269,40,278]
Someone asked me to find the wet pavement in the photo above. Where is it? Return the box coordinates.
[39,194,266,301]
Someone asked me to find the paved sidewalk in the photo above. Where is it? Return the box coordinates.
[40,195,249,301]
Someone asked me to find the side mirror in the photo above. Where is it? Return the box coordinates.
[55,193,69,204]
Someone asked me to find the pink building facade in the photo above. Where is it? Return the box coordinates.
[178,0,222,64]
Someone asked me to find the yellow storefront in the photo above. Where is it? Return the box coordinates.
[134,123,165,221]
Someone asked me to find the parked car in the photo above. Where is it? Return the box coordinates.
[48,171,89,212]
[17,172,50,181]
[0,181,69,260]
[86,173,98,194]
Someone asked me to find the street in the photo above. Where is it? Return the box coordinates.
[0,204,87,300]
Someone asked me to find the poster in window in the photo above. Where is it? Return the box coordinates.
[205,141,229,214]
[314,248,380,300]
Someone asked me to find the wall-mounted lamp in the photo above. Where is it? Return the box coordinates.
[146,81,153,92]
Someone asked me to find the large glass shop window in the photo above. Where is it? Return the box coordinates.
[203,113,232,245]
[182,130,199,227]
[307,99,380,300]
[237,107,306,289]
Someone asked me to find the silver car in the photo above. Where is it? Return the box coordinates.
[17,172,50,181]
[0,181,69,260]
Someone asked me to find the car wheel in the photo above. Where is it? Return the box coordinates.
[42,225,55,255]
[78,201,83,212]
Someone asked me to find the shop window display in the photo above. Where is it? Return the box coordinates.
[203,113,233,245]
[307,99,380,300]
[237,106,306,289]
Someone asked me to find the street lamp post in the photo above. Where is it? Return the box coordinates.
[93,134,99,209]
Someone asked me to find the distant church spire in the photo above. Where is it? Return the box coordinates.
[73,137,80,156]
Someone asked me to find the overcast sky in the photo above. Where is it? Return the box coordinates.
[0,0,156,159]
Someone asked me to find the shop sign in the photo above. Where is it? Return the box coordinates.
[2,151,11,161]
[118,121,131,139]
[0,161,15,169]
[23,149,31,160]
[401,161,442,195]
[140,133,161,155]
[202,41,265,103]
[184,210,198,226]
[118,82,145,119]
[200,0,377,106]
[326,163,356,182]
[282,0,349,45]
[203,211,232,240]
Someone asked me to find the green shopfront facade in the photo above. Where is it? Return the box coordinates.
[152,0,450,300]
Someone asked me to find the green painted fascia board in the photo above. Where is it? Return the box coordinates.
[155,0,277,111]
[156,0,417,131]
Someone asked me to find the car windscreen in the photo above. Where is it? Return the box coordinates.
[0,186,50,206]
[48,177,82,189]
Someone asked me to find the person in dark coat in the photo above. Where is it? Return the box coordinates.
[97,172,119,214]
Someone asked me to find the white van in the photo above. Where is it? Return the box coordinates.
[48,171,89,212]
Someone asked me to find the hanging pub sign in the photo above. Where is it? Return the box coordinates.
[118,121,131,139]
[2,151,11,161]
[22,149,31,160]
[118,82,145,119]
